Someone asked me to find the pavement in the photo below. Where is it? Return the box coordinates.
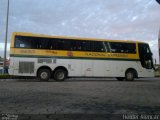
[0,78,160,120]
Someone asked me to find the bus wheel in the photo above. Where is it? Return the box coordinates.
[54,69,67,81]
[116,77,124,81]
[38,69,51,81]
[125,70,135,81]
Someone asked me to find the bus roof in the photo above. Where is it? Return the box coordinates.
[12,32,147,44]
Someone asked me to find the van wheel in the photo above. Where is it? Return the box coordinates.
[116,77,124,81]
[125,70,135,81]
[54,69,67,81]
[38,69,51,81]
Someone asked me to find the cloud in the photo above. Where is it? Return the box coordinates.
[0,43,10,58]
[0,0,160,62]
[0,43,10,51]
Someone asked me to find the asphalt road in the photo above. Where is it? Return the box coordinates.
[0,78,160,120]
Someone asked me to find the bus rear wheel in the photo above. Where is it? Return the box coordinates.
[54,69,67,81]
[125,70,135,81]
[38,68,51,81]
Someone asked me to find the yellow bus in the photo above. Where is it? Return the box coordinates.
[9,32,154,81]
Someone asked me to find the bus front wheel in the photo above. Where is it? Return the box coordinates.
[54,69,67,81]
[38,68,51,81]
[125,70,135,81]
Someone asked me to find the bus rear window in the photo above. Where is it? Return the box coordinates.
[15,36,38,49]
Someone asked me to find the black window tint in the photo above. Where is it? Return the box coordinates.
[70,40,91,51]
[104,42,110,52]
[15,36,71,50]
[39,38,52,49]
[56,39,65,50]
[92,41,105,52]
[50,38,70,50]
[81,41,91,51]
[75,40,84,51]
[15,36,105,53]
[138,43,153,69]
[15,36,24,48]
[69,40,96,52]
[70,40,76,51]
[109,42,136,53]
[15,36,38,49]
[15,36,53,49]
[138,43,151,54]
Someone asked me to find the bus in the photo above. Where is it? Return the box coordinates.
[9,32,154,81]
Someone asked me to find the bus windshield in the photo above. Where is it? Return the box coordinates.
[138,43,153,69]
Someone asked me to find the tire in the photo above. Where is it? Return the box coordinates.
[54,69,67,81]
[38,69,51,81]
[125,70,135,81]
[116,77,124,81]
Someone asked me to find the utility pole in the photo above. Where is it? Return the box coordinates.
[158,29,160,64]
[3,0,10,74]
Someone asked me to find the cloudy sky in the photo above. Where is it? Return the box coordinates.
[0,0,160,62]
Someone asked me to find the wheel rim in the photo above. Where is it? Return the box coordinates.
[127,72,133,80]
[57,72,64,80]
[40,72,48,80]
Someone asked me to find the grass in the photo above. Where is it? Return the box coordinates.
[0,74,13,79]
[0,74,35,79]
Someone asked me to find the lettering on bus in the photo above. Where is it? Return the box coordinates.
[85,53,106,57]
[107,53,128,58]
[46,50,58,55]
[20,50,35,54]
[85,52,128,58]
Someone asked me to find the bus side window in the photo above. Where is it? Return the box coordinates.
[109,42,136,54]
[70,40,82,51]
[51,38,58,50]
[15,36,25,48]
[52,38,71,50]
[15,36,36,49]
[104,42,110,52]
[93,41,105,52]
[15,36,23,48]
[70,40,76,51]
[76,41,82,51]
[82,41,91,51]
